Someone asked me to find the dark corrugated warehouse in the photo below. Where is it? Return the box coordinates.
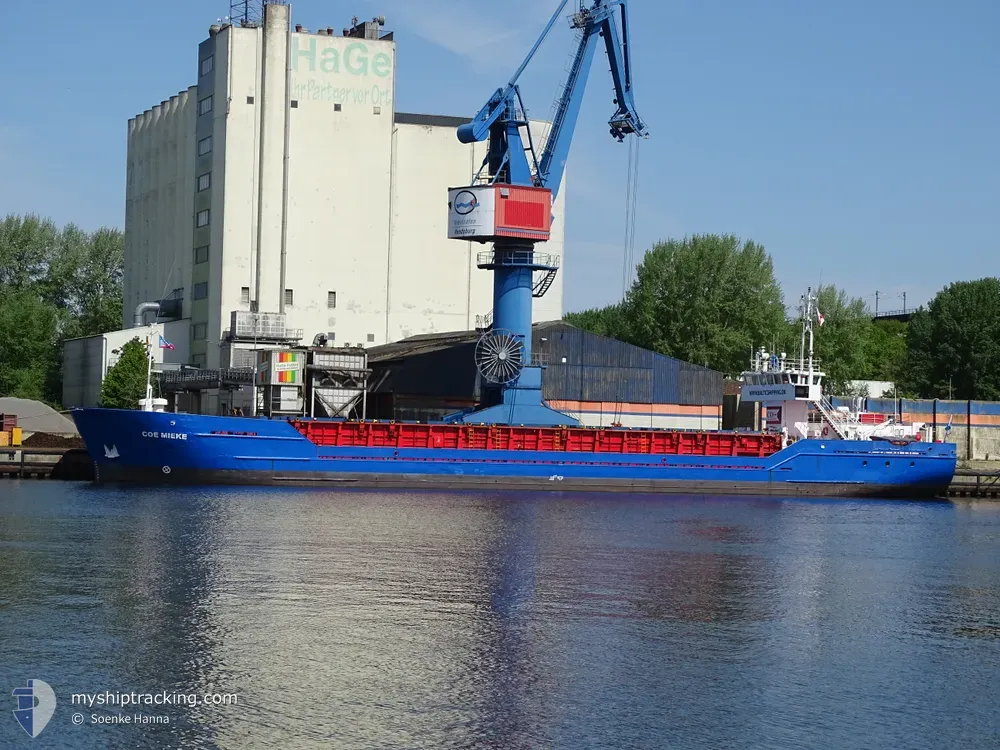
[365,321,723,430]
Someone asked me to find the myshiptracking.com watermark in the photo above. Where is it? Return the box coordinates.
[70,690,238,727]
[71,690,239,709]
[11,679,238,738]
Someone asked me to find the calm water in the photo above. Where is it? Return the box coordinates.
[1,482,998,749]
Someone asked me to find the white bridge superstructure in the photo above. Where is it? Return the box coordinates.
[740,289,929,444]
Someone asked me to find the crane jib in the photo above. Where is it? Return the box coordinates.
[456,0,646,197]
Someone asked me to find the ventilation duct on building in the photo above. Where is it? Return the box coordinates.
[133,302,161,328]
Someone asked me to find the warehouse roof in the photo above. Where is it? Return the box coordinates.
[365,322,723,406]
[0,398,79,435]
[367,321,717,372]
[367,321,583,363]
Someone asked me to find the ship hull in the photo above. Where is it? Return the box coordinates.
[71,408,957,500]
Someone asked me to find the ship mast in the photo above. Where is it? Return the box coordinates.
[798,287,817,383]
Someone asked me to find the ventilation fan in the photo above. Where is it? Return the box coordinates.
[475,328,525,385]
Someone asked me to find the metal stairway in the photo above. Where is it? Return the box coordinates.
[815,396,851,439]
[533,268,558,298]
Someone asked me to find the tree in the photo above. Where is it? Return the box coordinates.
[620,234,786,375]
[0,290,60,401]
[43,224,124,338]
[0,214,57,290]
[902,278,1000,400]
[0,214,125,406]
[563,303,630,340]
[862,319,908,383]
[99,338,152,409]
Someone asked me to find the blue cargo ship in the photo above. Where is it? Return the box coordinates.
[70,407,955,498]
[69,290,957,499]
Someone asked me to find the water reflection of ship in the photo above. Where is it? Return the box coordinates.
[467,498,542,749]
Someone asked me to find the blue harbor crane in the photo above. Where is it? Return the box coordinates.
[446,0,647,426]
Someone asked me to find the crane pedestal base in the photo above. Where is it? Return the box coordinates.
[450,367,580,427]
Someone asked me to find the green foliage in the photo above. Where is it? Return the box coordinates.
[100,338,153,409]
[0,214,124,406]
[862,319,908,383]
[0,214,57,290]
[901,278,1000,400]
[0,290,60,400]
[563,303,630,340]
[612,234,786,375]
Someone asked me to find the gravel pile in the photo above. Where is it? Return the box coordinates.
[0,398,79,435]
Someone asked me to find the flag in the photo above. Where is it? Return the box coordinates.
[158,335,175,350]
[816,307,825,327]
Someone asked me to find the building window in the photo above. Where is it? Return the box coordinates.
[290,100,298,108]
[199,95,213,115]
[327,291,336,309]
[197,173,211,192]
[198,136,212,156]
[373,106,381,115]
[334,103,342,112]
[367,333,375,342]
[284,289,294,307]
[192,353,206,367]
[193,282,208,300]
[194,245,209,264]
[241,287,250,305]
[196,209,210,227]
[191,323,208,341]
[200,55,214,77]
[247,96,254,104]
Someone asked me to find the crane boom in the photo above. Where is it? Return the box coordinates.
[537,1,646,197]
[456,0,646,200]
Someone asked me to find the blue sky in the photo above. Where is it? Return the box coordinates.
[1,0,996,313]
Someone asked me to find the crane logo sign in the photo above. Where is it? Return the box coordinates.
[453,191,479,215]
[447,187,496,239]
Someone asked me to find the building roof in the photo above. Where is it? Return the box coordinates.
[0,398,79,435]
[367,321,717,371]
[365,321,723,406]
[365,321,596,364]
[367,328,479,363]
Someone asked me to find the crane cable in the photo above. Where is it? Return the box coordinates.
[614,137,641,426]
